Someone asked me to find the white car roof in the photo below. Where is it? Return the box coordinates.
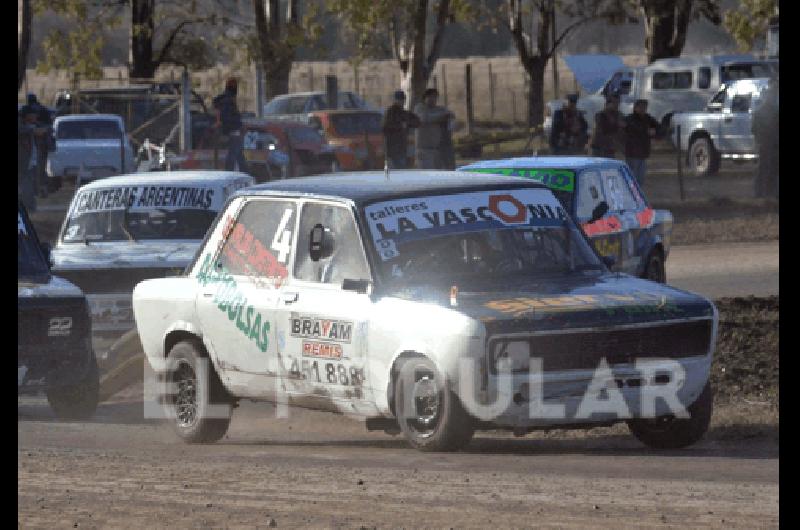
[75,171,252,191]
[54,114,124,122]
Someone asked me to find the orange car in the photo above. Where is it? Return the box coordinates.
[308,110,385,170]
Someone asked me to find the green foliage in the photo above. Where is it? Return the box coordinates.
[723,0,776,51]
[32,0,122,79]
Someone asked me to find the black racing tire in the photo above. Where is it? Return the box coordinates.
[642,249,666,283]
[627,382,713,449]
[689,137,720,177]
[46,352,100,420]
[393,356,475,452]
[166,340,233,444]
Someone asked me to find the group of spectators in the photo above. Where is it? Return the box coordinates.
[550,93,661,185]
[382,88,455,170]
[18,94,54,213]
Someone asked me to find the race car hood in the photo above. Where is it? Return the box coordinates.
[385,273,714,332]
[52,240,200,270]
[18,275,84,299]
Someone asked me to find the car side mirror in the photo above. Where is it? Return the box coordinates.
[342,278,371,294]
[40,242,53,268]
[309,223,334,262]
[601,255,616,269]
[589,201,609,224]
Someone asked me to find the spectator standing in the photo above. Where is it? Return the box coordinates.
[18,106,46,213]
[624,99,661,186]
[752,78,779,198]
[382,90,420,169]
[439,113,456,170]
[414,88,453,169]
[591,94,624,158]
[26,94,53,198]
[549,93,588,155]
[213,78,247,172]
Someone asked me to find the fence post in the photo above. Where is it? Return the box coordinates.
[255,62,264,118]
[465,63,474,136]
[179,68,191,153]
[511,90,517,126]
[488,62,495,120]
[441,63,448,108]
[676,125,685,201]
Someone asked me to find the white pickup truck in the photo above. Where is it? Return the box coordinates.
[670,77,774,176]
[47,114,137,189]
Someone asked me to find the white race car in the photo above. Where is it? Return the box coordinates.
[133,171,717,451]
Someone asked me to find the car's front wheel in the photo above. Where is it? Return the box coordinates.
[393,356,475,452]
[627,382,713,449]
[689,137,720,177]
[166,340,233,444]
[46,351,100,420]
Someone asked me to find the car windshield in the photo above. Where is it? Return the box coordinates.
[19,209,49,279]
[330,113,382,135]
[57,120,121,140]
[364,189,602,287]
[721,63,776,83]
[62,185,222,242]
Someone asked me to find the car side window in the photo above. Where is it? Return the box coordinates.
[294,202,369,285]
[576,170,606,222]
[216,199,296,285]
[698,67,711,89]
[601,169,639,212]
[731,94,752,113]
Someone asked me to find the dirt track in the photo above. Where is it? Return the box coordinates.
[18,392,778,529]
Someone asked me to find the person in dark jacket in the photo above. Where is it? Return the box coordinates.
[25,94,53,198]
[382,90,420,169]
[591,94,624,158]
[624,99,661,185]
[18,106,47,213]
[549,93,588,155]
[212,78,247,172]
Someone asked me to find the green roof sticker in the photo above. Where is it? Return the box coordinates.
[469,168,575,192]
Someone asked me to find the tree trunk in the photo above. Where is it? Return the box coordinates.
[641,0,692,63]
[264,61,291,101]
[254,0,295,100]
[130,0,157,78]
[525,57,547,128]
[18,0,31,91]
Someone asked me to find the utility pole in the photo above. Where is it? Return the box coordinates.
[551,0,559,100]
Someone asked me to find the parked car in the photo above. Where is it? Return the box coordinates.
[670,77,774,177]
[133,170,716,451]
[308,109,385,170]
[263,91,375,119]
[51,171,253,368]
[544,54,778,137]
[47,114,137,190]
[181,119,339,180]
[18,202,99,419]
[459,157,673,282]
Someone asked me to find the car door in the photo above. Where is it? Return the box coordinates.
[721,91,756,154]
[576,169,624,270]
[274,199,374,412]
[194,196,297,395]
[600,166,646,275]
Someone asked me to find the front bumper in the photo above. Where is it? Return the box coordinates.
[18,338,95,391]
[463,355,711,429]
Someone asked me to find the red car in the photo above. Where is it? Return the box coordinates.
[179,119,341,181]
[308,110,384,170]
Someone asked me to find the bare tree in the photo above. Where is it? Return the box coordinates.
[636,0,721,63]
[495,0,630,127]
[332,0,469,109]
[19,0,32,91]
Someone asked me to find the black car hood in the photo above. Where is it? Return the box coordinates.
[384,273,714,332]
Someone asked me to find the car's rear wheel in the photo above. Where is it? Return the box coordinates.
[643,250,666,283]
[166,340,233,444]
[689,137,720,177]
[627,382,713,449]
[393,356,475,452]
[46,351,100,420]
